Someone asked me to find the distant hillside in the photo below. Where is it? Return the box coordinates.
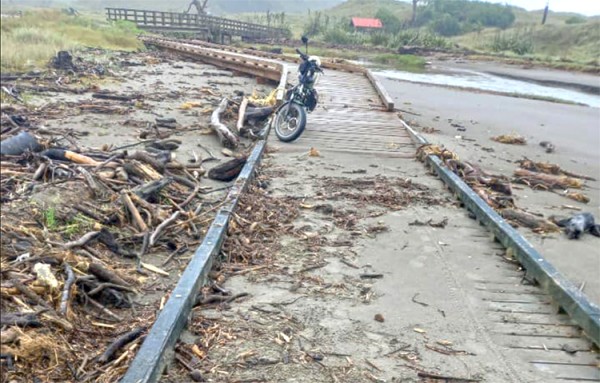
[322,0,412,19]
[0,0,345,15]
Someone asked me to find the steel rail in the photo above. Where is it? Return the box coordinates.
[119,46,287,383]
[400,119,599,348]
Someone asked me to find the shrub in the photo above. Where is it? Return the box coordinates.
[491,29,534,55]
[387,30,449,49]
[322,28,357,45]
[375,8,402,34]
[565,16,586,25]
[372,53,426,70]
[369,32,390,47]
[430,13,461,36]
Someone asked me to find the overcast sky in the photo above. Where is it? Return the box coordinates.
[401,0,600,16]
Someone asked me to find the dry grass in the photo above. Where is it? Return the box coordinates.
[0,9,144,72]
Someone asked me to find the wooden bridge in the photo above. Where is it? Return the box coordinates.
[106,8,290,42]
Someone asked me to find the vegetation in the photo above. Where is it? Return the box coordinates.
[0,9,144,72]
[490,29,534,55]
[564,16,587,25]
[415,0,516,35]
[43,207,57,229]
[371,53,425,70]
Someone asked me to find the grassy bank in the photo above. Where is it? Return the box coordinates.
[0,9,144,72]
[451,21,600,67]
[371,53,426,71]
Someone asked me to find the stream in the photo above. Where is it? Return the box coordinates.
[372,65,600,108]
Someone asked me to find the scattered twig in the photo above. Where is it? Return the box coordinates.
[340,258,360,269]
[360,273,384,279]
[57,231,101,249]
[149,211,180,246]
[299,262,328,273]
[60,263,75,315]
[411,293,429,307]
[417,371,481,382]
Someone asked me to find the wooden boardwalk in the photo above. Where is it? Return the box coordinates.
[106,8,289,41]
[122,38,599,383]
[276,69,414,157]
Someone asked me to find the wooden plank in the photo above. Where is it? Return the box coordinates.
[365,69,395,111]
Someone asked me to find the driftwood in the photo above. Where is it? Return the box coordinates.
[501,209,559,233]
[127,151,166,174]
[236,97,248,133]
[514,168,584,189]
[123,160,162,181]
[121,191,148,231]
[149,211,181,246]
[210,98,239,148]
[518,158,596,181]
[41,149,101,166]
[92,93,139,102]
[60,231,101,249]
[244,106,275,122]
[207,156,247,182]
[133,177,172,201]
[98,327,146,364]
[60,263,75,315]
[0,312,42,327]
[87,262,131,288]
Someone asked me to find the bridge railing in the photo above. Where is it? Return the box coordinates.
[106,8,289,39]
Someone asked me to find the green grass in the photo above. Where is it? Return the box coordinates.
[451,20,600,67]
[44,207,57,229]
[371,53,426,70]
[0,9,144,72]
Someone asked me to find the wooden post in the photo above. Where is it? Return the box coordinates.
[541,2,549,25]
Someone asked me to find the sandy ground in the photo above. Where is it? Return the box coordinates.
[377,73,600,305]
[162,146,598,382]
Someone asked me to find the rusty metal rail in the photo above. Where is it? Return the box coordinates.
[106,8,289,40]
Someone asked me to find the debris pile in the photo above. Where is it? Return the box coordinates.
[0,48,273,381]
[416,145,561,234]
[514,158,593,204]
[0,122,227,380]
[491,134,527,145]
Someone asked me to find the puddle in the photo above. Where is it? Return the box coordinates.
[373,66,600,108]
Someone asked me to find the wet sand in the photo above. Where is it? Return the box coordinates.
[377,74,600,305]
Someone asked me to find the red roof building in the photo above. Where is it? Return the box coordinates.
[350,17,383,30]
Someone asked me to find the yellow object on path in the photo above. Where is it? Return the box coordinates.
[248,89,277,107]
